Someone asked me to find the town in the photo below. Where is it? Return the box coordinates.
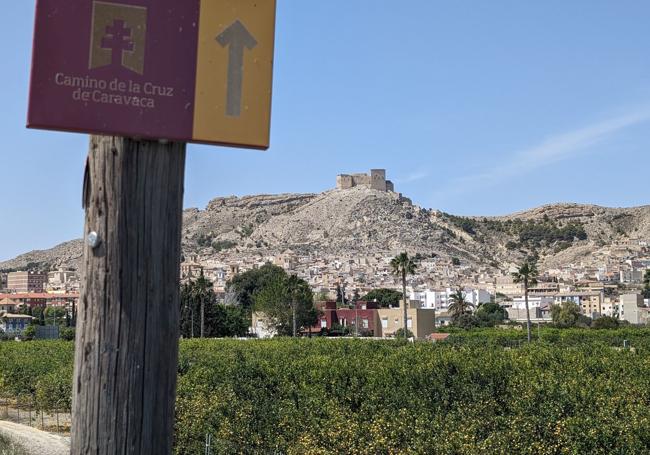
[4,2,650,452]
[3,167,649,340]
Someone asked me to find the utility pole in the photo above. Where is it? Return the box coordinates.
[200,296,205,338]
[433,305,436,332]
[28,2,277,453]
[191,305,195,339]
[71,136,185,454]
[292,300,297,337]
[200,267,205,338]
[355,304,359,337]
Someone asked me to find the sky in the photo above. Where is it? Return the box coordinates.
[1,1,650,261]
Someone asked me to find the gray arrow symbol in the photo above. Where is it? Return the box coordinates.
[216,20,257,117]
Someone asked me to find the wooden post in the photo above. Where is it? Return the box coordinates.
[71,136,186,454]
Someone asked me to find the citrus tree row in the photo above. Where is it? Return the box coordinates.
[1,330,650,454]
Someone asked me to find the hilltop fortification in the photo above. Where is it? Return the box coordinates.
[336,169,395,192]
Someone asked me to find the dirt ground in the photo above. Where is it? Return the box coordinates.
[0,421,69,455]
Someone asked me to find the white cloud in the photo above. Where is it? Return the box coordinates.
[394,170,429,184]
[432,108,650,201]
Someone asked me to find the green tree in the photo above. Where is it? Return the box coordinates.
[60,327,76,341]
[361,288,402,308]
[336,283,345,305]
[181,274,215,338]
[207,304,249,338]
[448,288,474,320]
[226,263,286,311]
[328,323,350,336]
[254,273,318,337]
[394,328,414,339]
[551,301,590,328]
[453,313,481,330]
[643,270,650,299]
[390,252,418,335]
[184,272,215,338]
[44,306,67,326]
[181,276,249,338]
[475,302,508,326]
[22,325,36,341]
[315,290,330,302]
[32,306,46,326]
[592,315,620,329]
[512,261,539,342]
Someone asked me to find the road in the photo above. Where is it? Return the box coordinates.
[0,421,69,455]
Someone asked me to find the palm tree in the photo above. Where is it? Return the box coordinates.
[512,261,539,342]
[188,271,214,338]
[390,252,417,336]
[286,274,301,337]
[448,288,474,319]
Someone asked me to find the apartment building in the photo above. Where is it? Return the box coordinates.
[0,293,79,309]
[551,292,603,317]
[6,271,47,293]
[511,296,555,310]
[619,294,649,325]
[620,269,644,284]
[0,313,35,335]
[47,269,78,290]
[0,297,18,313]
[410,288,491,310]
[315,301,381,336]
[376,307,436,339]
[506,307,552,323]
[495,276,524,297]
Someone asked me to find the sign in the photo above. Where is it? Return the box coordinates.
[28,0,276,149]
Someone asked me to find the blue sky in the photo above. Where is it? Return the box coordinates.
[2,1,650,261]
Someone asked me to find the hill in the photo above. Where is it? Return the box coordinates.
[2,187,649,273]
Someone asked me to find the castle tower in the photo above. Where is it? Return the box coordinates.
[336,174,353,189]
[370,169,387,191]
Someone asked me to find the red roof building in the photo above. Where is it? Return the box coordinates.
[313,301,381,336]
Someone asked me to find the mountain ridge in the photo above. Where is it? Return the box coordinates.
[2,188,649,273]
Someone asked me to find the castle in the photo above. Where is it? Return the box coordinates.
[336,169,395,192]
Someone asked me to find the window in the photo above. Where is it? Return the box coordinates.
[362,318,369,329]
[320,319,327,328]
[407,318,413,328]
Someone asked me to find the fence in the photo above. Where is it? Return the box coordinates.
[0,395,71,434]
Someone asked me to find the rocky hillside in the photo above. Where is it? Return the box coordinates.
[0,239,84,272]
[2,188,650,272]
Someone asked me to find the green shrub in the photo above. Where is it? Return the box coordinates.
[212,240,237,252]
[592,316,620,330]
[3,330,650,454]
[59,327,75,341]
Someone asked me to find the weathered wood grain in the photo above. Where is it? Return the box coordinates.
[71,136,186,455]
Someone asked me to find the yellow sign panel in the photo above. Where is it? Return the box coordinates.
[193,0,276,149]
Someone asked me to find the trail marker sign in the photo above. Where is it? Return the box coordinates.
[28,0,277,149]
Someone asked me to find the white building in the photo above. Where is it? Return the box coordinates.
[511,296,555,310]
[619,294,649,325]
[620,270,644,284]
[251,312,277,338]
[410,288,491,310]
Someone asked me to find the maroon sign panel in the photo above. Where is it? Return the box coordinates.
[28,0,200,142]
